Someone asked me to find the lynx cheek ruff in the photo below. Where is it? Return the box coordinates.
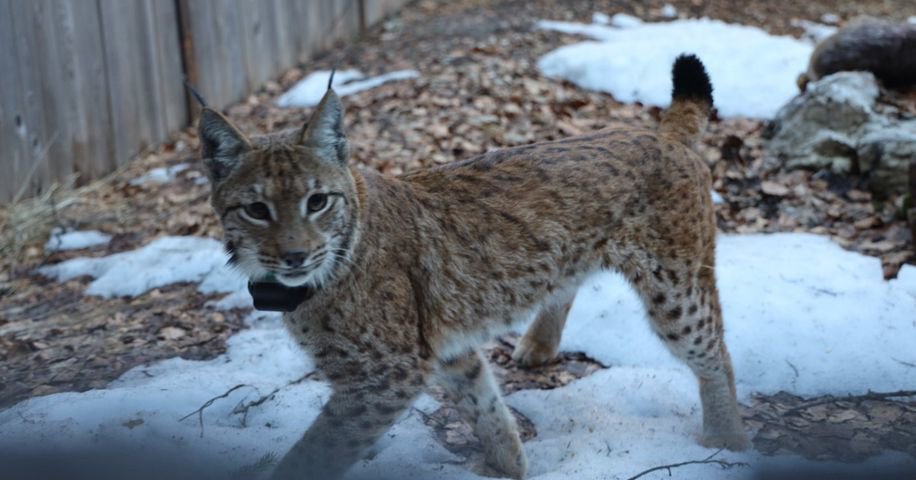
[247,275,313,312]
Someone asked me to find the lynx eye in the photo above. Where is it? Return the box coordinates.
[306,193,329,213]
[243,202,271,221]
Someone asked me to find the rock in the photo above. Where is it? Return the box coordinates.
[767,72,916,194]
[858,124,916,193]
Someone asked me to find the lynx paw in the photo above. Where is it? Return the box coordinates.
[701,428,751,451]
[470,436,528,480]
[511,337,557,368]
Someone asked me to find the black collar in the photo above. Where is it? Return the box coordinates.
[248,278,315,312]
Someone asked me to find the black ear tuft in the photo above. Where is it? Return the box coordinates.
[671,54,713,106]
[198,108,251,180]
[301,89,348,165]
[327,68,336,91]
[184,79,208,108]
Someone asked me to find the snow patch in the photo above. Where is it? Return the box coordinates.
[0,311,321,472]
[536,17,813,118]
[660,4,678,18]
[710,189,724,204]
[277,69,419,108]
[561,233,916,398]
[129,163,189,186]
[37,236,247,304]
[820,13,840,25]
[511,369,914,479]
[591,12,610,25]
[10,233,916,478]
[44,228,111,252]
[609,13,643,28]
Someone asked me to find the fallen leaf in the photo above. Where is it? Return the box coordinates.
[761,181,790,197]
[158,326,187,341]
[828,409,860,423]
[853,216,880,229]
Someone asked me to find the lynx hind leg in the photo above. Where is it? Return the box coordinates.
[632,258,749,451]
[436,350,528,479]
[512,290,576,368]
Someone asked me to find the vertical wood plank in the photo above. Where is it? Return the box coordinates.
[43,0,83,186]
[217,0,248,104]
[98,0,185,166]
[363,0,382,27]
[135,0,167,148]
[364,0,409,27]
[271,0,297,71]
[33,0,73,193]
[0,0,28,202]
[306,0,340,59]
[282,0,309,64]
[146,0,186,135]
[176,0,200,120]
[188,0,247,109]
[238,0,279,89]
[57,0,115,182]
[10,0,56,198]
[338,0,362,41]
[186,0,220,107]
[98,0,149,165]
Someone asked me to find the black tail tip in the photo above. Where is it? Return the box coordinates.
[671,54,713,105]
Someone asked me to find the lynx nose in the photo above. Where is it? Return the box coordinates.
[282,250,307,267]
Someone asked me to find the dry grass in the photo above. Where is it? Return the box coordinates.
[0,182,76,265]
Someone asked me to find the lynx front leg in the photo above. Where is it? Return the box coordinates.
[270,361,427,480]
[437,350,528,480]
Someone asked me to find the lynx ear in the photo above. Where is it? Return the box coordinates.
[199,108,251,180]
[300,89,348,165]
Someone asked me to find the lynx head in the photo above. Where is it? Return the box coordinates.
[198,90,360,288]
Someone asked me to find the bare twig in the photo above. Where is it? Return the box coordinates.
[625,449,749,480]
[180,384,253,438]
[785,359,799,389]
[13,131,58,204]
[785,389,916,416]
[411,406,432,422]
[231,372,314,427]
[892,357,916,368]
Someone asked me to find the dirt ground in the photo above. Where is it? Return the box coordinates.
[1,0,914,465]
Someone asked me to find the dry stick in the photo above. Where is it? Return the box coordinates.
[231,372,314,427]
[180,384,252,438]
[892,357,916,368]
[13,132,58,204]
[784,389,916,416]
[624,449,749,480]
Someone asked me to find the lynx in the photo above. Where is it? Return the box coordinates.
[198,54,748,480]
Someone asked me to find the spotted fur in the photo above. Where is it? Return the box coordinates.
[199,54,747,480]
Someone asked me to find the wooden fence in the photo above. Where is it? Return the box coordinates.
[0,0,408,204]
